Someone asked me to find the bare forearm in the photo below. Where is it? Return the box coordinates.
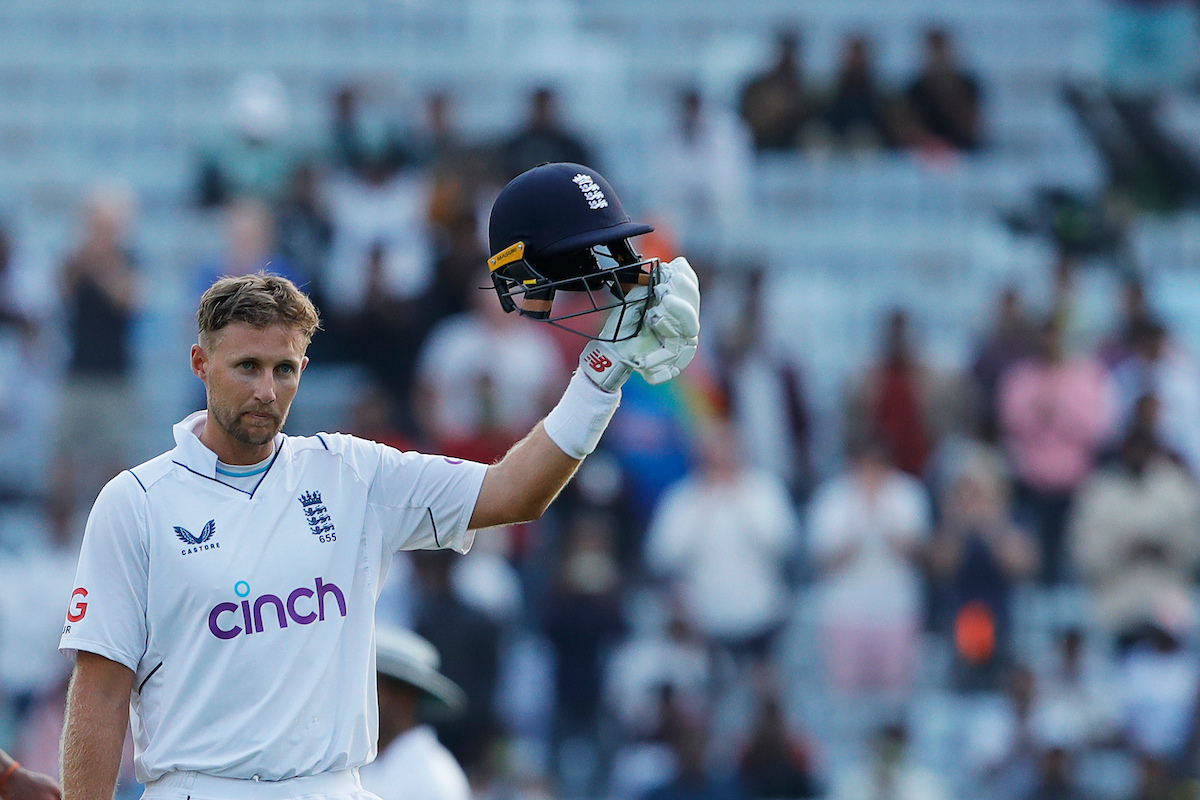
[470,422,581,529]
[61,660,132,800]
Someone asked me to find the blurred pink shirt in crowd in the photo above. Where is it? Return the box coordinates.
[998,355,1117,492]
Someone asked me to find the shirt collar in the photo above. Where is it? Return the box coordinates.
[172,410,284,478]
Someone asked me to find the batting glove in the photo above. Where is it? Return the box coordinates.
[578,257,701,392]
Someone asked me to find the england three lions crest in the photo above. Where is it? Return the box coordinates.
[299,490,337,542]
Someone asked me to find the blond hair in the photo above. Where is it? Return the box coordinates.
[197,272,321,348]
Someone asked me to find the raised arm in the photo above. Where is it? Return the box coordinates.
[470,257,700,530]
[470,422,582,529]
[61,652,134,800]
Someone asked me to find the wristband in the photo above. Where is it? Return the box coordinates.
[0,761,19,790]
[542,369,621,460]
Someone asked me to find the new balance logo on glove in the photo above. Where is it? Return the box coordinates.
[576,256,700,393]
[585,350,613,372]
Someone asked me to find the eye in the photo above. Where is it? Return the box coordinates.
[277,363,296,375]
[238,360,255,370]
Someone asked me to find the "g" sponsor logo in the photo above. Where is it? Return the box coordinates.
[67,587,88,622]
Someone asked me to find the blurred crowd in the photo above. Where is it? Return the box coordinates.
[3,7,1200,800]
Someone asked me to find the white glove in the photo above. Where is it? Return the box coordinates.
[578,257,701,392]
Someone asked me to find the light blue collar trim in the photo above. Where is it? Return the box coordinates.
[215,460,272,477]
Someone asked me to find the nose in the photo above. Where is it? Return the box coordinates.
[253,373,277,405]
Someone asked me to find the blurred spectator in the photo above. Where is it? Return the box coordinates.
[276,163,334,293]
[639,719,746,800]
[712,268,812,501]
[963,664,1041,800]
[412,550,504,780]
[1097,275,1154,369]
[1110,317,1200,477]
[997,315,1117,584]
[829,721,950,800]
[543,511,627,798]
[329,83,410,177]
[0,511,76,734]
[1067,422,1200,639]
[825,33,899,151]
[0,226,44,347]
[49,183,141,541]
[1127,752,1177,800]
[971,285,1042,443]
[929,442,1039,690]
[605,603,713,748]
[608,681,705,800]
[1049,252,1110,356]
[1063,82,1200,213]
[196,72,299,209]
[597,377,696,559]
[428,209,488,323]
[321,108,440,425]
[499,86,595,180]
[807,431,932,695]
[650,87,754,256]
[644,417,800,674]
[361,626,471,800]
[417,91,497,234]
[0,224,57,498]
[901,28,984,152]
[413,90,461,171]
[192,196,300,298]
[738,28,816,152]
[1023,744,1086,800]
[344,379,418,454]
[845,307,976,479]
[1035,629,1121,752]
[1115,594,1200,763]
[414,288,566,461]
[737,689,822,800]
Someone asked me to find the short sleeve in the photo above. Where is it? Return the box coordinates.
[59,471,149,671]
[360,441,488,555]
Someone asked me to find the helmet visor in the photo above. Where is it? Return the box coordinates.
[490,245,660,341]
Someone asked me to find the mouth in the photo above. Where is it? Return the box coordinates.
[243,411,278,425]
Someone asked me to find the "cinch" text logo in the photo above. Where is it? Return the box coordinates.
[208,578,346,640]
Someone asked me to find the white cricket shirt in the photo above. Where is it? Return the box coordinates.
[60,411,488,784]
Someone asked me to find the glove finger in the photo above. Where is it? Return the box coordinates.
[640,346,680,370]
[644,365,681,386]
[673,343,697,371]
[655,269,700,312]
[663,256,698,286]
[649,295,701,339]
[662,257,700,296]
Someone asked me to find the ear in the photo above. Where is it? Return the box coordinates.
[299,355,309,376]
[191,344,208,382]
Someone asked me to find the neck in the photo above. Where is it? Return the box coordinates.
[199,418,274,466]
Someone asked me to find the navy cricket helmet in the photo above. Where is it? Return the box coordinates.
[487,162,658,339]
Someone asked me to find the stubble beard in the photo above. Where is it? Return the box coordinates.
[214,403,284,447]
